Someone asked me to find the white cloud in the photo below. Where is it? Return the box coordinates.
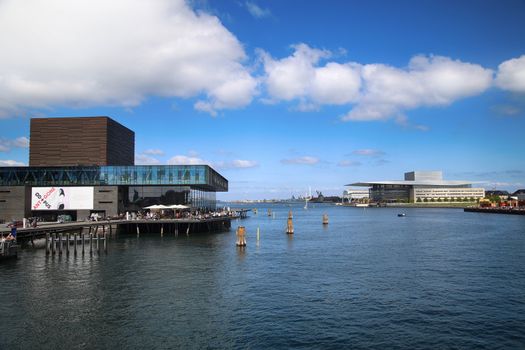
[260,44,494,122]
[281,156,319,165]
[0,136,29,152]
[338,160,361,167]
[352,149,385,157]
[135,154,161,165]
[343,55,493,121]
[496,55,525,93]
[226,159,258,168]
[0,159,25,166]
[260,44,360,105]
[245,2,271,18]
[142,149,164,156]
[0,0,257,117]
[168,155,208,165]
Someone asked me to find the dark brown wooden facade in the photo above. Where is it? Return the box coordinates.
[29,117,134,166]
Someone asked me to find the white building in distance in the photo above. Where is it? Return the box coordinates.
[348,171,485,203]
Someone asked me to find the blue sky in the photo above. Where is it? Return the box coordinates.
[0,0,524,199]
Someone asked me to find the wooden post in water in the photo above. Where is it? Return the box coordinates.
[81,233,85,255]
[59,233,63,255]
[257,226,260,241]
[89,233,93,255]
[286,217,294,235]
[161,224,164,237]
[175,224,178,237]
[96,230,100,253]
[74,233,78,256]
[288,210,293,219]
[136,224,140,237]
[236,226,246,246]
[104,232,107,253]
[186,224,190,236]
[267,208,272,217]
[322,214,329,225]
[45,232,50,255]
[66,233,70,256]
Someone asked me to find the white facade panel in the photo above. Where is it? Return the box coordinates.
[31,187,94,210]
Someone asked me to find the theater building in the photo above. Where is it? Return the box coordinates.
[0,117,228,222]
[348,171,484,203]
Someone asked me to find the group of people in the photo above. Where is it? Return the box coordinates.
[1,228,17,242]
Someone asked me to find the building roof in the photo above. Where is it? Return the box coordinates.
[347,180,473,187]
[485,190,510,196]
[513,189,525,195]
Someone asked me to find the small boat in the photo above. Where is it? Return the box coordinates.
[397,213,406,217]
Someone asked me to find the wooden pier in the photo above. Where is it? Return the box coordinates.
[1,217,233,245]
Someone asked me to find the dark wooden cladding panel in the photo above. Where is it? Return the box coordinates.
[29,117,135,166]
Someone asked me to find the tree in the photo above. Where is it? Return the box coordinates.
[430,198,436,202]
[416,197,422,202]
[437,197,442,202]
[423,198,428,202]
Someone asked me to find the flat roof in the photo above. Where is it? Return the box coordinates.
[347,180,473,187]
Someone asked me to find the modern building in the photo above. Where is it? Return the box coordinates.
[513,189,525,201]
[0,117,228,222]
[342,189,369,203]
[348,171,484,203]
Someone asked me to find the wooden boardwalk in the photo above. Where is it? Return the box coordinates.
[1,217,235,243]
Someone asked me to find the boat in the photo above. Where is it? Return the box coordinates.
[397,213,406,217]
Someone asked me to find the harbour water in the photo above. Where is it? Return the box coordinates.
[1,204,524,349]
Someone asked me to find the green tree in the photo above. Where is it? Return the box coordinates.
[423,198,428,202]
[430,198,435,202]
[416,197,422,202]
[437,197,442,202]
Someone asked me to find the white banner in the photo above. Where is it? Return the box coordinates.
[31,187,94,210]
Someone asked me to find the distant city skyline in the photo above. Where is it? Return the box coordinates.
[0,0,524,199]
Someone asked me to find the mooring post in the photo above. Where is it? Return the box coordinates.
[104,232,107,253]
[66,233,70,256]
[236,226,246,246]
[59,233,63,255]
[186,223,190,236]
[89,233,93,255]
[74,233,78,256]
[136,224,140,237]
[322,214,329,225]
[257,226,260,241]
[175,224,178,237]
[51,233,55,255]
[96,230,100,253]
[161,224,164,237]
[81,233,85,255]
[45,232,50,255]
[286,217,294,235]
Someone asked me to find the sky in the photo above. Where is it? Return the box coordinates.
[0,0,524,200]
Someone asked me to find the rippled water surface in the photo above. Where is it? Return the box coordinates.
[1,204,525,349]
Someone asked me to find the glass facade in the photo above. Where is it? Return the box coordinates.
[0,165,228,192]
[121,186,216,211]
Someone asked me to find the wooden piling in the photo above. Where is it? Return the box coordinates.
[96,231,100,253]
[45,233,50,255]
[322,214,329,225]
[161,224,164,237]
[104,232,107,253]
[288,210,293,219]
[236,226,246,246]
[82,233,85,255]
[136,225,140,237]
[89,233,93,255]
[58,233,63,255]
[257,227,260,241]
[175,224,178,237]
[66,233,70,255]
[74,233,78,256]
[286,218,294,234]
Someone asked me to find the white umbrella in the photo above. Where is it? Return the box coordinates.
[143,204,169,210]
[167,204,190,209]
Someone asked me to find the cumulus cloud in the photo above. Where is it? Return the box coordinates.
[260,44,360,106]
[281,156,319,165]
[343,55,493,121]
[245,2,271,18]
[215,159,259,169]
[167,153,257,170]
[496,55,525,93]
[352,149,385,157]
[260,44,494,122]
[0,136,29,152]
[0,159,25,166]
[135,154,161,165]
[0,0,257,117]
[338,160,361,167]
[142,149,165,156]
[168,155,208,165]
